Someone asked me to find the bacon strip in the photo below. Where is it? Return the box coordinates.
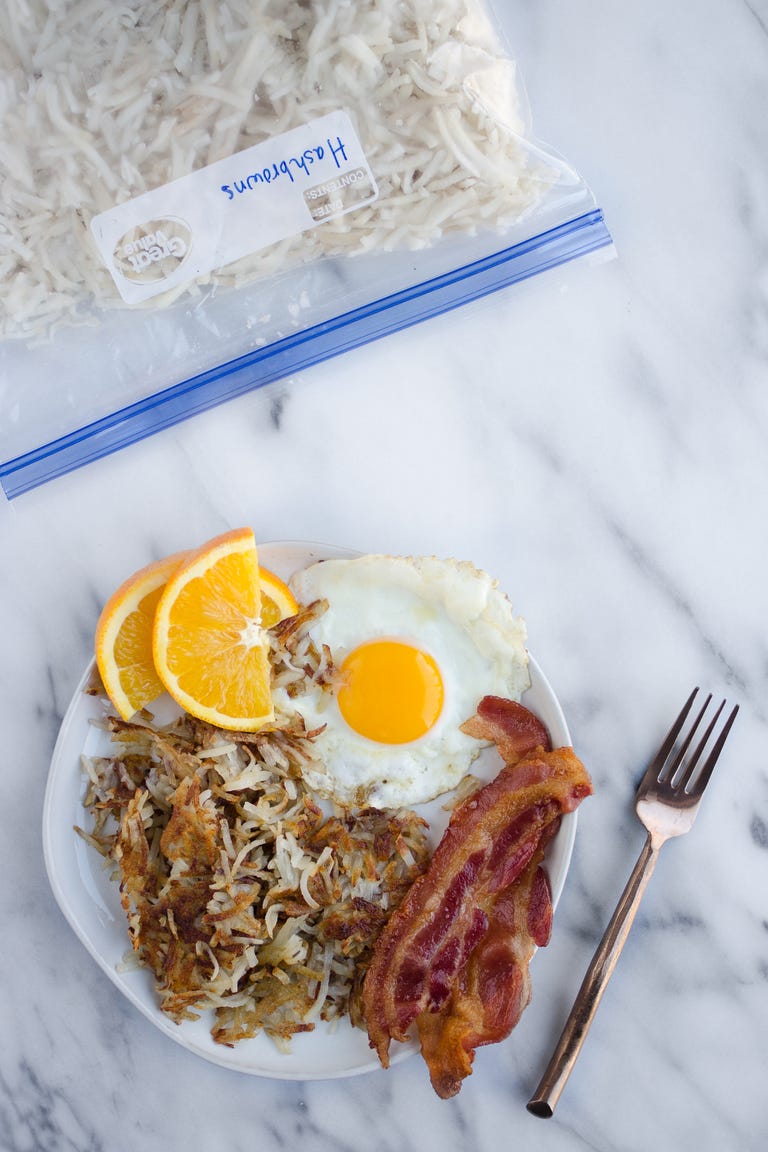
[362,696,592,1095]
[416,828,556,1097]
[459,695,551,762]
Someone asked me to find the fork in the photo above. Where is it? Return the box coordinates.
[526,688,739,1119]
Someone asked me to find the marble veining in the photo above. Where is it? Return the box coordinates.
[2,0,768,1149]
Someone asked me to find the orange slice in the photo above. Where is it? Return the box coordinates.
[95,550,191,720]
[152,527,276,731]
[259,566,298,627]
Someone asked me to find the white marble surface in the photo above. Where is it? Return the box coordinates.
[2,1,767,1149]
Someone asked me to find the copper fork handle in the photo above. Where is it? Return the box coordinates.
[527,831,660,1118]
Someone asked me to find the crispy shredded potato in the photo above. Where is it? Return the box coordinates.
[77,603,429,1048]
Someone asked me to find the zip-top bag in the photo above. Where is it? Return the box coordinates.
[0,0,612,498]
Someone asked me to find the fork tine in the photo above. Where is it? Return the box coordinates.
[663,692,713,785]
[637,687,698,791]
[672,695,727,797]
[684,702,739,797]
[673,697,723,791]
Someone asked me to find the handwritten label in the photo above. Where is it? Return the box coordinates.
[91,112,378,304]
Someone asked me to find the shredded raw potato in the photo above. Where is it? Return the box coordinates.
[76,602,430,1047]
[1,0,550,340]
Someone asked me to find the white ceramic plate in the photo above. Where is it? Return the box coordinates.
[43,540,577,1080]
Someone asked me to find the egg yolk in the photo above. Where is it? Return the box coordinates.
[337,639,444,744]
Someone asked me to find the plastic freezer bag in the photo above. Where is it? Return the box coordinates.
[0,0,612,498]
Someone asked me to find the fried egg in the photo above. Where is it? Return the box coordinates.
[280,555,530,808]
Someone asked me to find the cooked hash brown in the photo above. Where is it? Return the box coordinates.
[77,603,430,1047]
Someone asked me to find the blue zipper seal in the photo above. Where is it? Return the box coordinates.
[0,208,612,499]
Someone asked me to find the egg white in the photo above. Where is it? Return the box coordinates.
[275,555,530,808]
